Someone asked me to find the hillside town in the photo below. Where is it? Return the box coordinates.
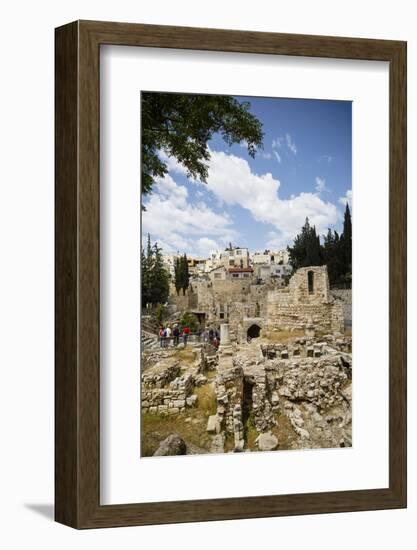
[163,246,292,286]
[163,246,291,282]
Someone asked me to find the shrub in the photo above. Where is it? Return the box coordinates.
[179,311,199,333]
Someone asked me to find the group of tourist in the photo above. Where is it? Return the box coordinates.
[158,324,222,350]
[159,324,190,347]
[201,327,221,349]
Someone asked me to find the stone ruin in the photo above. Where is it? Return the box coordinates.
[204,332,352,453]
[163,265,346,345]
[265,266,344,336]
[141,332,352,455]
[141,265,352,456]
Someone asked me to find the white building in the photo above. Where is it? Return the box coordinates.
[208,265,228,282]
[206,246,250,270]
[251,249,290,265]
[254,263,292,284]
[162,253,177,276]
[228,267,254,279]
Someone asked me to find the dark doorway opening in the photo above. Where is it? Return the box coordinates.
[192,312,206,329]
[247,324,261,339]
[242,377,254,442]
[308,270,314,294]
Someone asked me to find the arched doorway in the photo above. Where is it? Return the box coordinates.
[247,324,261,339]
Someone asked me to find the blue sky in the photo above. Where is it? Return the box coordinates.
[142,95,352,258]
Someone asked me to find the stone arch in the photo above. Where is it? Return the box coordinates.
[247,324,261,339]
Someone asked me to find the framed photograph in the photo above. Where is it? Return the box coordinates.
[55,20,406,528]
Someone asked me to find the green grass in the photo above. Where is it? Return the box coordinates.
[193,383,217,415]
[141,409,212,457]
[141,382,217,456]
[175,348,197,364]
[245,417,259,451]
[261,329,306,343]
[271,412,298,450]
[205,370,217,380]
[223,433,235,453]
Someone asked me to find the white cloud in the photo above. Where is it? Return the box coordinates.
[272,137,283,149]
[338,189,352,207]
[273,150,282,164]
[196,237,220,257]
[262,152,272,160]
[153,148,339,252]
[286,133,297,155]
[142,174,237,256]
[204,150,338,247]
[315,176,329,194]
[271,138,282,163]
[158,149,188,176]
[266,231,290,250]
[271,134,297,160]
[318,154,332,164]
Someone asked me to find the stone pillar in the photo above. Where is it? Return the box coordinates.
[219,323,232,357]
[220,323,231,345]
[305,315,315,338]
[233,404,244,452]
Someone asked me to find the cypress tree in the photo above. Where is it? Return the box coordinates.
[288,217,324,270]
[181,254,190,296]
[141,234,170,307]
[340,203,352,281]
[141,233,154,307]
[288,209,352,287]
[174,256,182,296]
[150,242,170,305]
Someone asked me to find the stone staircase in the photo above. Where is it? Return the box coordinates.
[142,330,159,350]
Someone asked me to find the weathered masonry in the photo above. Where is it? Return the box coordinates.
[167,265,346,342]
[265,266,344,335]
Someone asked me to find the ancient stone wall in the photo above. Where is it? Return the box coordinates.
[141,372,195,415]
[192,279,271,339]
[266,266,344,335]
[141,349,207,415]
[330,289,352,323]
[288,266,331,304]
[265,355,351,411]
[215,362,244,434]
[261,335,352,359]
[167,266,346,343]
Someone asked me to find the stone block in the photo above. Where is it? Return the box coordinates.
[207,414,221,434]
[257,432,278,451]
[186,395,198,407]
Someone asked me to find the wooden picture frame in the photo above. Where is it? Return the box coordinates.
[55,20,407,529]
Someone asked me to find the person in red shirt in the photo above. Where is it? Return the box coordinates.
[182,325,190,347]
[159,326,165,347]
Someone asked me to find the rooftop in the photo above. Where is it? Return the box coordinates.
[228,267,254,273]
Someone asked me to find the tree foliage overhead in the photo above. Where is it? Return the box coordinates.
[142,234,170,307]
[141,92,264,196]
[287,204,352,286]
[174,254,190,296]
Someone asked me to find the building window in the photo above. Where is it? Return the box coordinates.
[243,273,249,278]
[308,270,314,294]
[214,273,221,279]
[229,259,235,266]
[232,273,239,278]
